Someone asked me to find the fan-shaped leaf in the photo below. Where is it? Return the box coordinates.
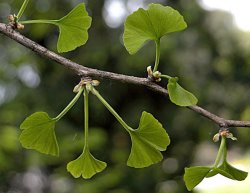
[19,112,59,156]
[127,111,170,168]
[67,148,107,179]
[167,77,198,106]
[206,161,248,181]
[184,166,211,191]
[55,3,92,52]
[123,3,187,54]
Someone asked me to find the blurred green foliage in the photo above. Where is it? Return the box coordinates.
[0,0,250,193]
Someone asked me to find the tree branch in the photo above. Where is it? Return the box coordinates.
[1,23,250,128]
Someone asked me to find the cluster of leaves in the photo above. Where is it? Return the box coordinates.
[19,81,170,178]
[184,134,248,191]
[123,3,198,106]
[12,1,248,191]
[14,2,198,107]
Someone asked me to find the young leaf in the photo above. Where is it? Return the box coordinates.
[221,161,248,180]
[184,166,211,191]
[55,3,92,53]
[167,77,198,106]
[205,168,219,178]
[19,112,59,156]
[128,133,164,168]
[207,161,248,181]
[67,148,107,179]
[127,111,170,168]
[123,3,187,54]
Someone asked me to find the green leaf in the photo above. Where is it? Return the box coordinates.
[184,166,211,191]
[19,112,59,156]
[67,148,107,179]
[127,111,170,168]
[207,161,248,181]
[222,161,248,180]
[206,168,219,178]
[123,3,187,54]
[55,3,92,53]
[167,77,198,106]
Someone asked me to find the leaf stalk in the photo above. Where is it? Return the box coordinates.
[213,136,226,167]
[20,19,58,25]
[153,39,161,73]
[88,84,133,132]
[160,74,172,80]
[83,86,89,150]
[16,0,30,21]
[53,86,84,121]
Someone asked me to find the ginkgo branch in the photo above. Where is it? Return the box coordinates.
[0,23,250,128]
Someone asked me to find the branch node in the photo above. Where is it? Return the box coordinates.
[219,122,228,128]
[147,66,161,82]
[219,127,229,136]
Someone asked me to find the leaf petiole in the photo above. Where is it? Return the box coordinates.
[213,136,226,168]
[66,84,107,179]
[159,74,173,80]
[53,86,84,122]
[83,86,89,150]
[18,3,92,53]
[87,84,134,132]
[153,39,161,73]
[20,19,58,25]
[16,0,30,21]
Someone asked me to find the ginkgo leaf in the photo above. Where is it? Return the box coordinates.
[127,111,170,168]
[184,166,211,191]
[220,161,248,181]
[19,112,59,156]
[167,77,198,106]
[67,148,107,179]
[55,3,92,53]
[127,133,163,168]
[206,161,248,181]
[123,3,187,54]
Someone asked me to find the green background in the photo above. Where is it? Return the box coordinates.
[0,0,250,192]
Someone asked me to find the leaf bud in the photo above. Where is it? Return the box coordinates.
[86,83,92,92]
[147,66,153,77]
[213,133,220,142]
[8,15,15,22]
[17,23,24,30]
[91,80,100,86]
[153,71,161,82]
[155,77,161,82]
[219,128,230,137]
[153,71,161,78]
[73,84,82,93]
[217,128,237,141]
[225,133,237,141]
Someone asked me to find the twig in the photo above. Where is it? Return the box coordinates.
[1,23,250,128]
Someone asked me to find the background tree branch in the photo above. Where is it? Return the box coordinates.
[1,22,250,128]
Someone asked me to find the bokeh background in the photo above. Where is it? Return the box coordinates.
[1,0,250,193]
